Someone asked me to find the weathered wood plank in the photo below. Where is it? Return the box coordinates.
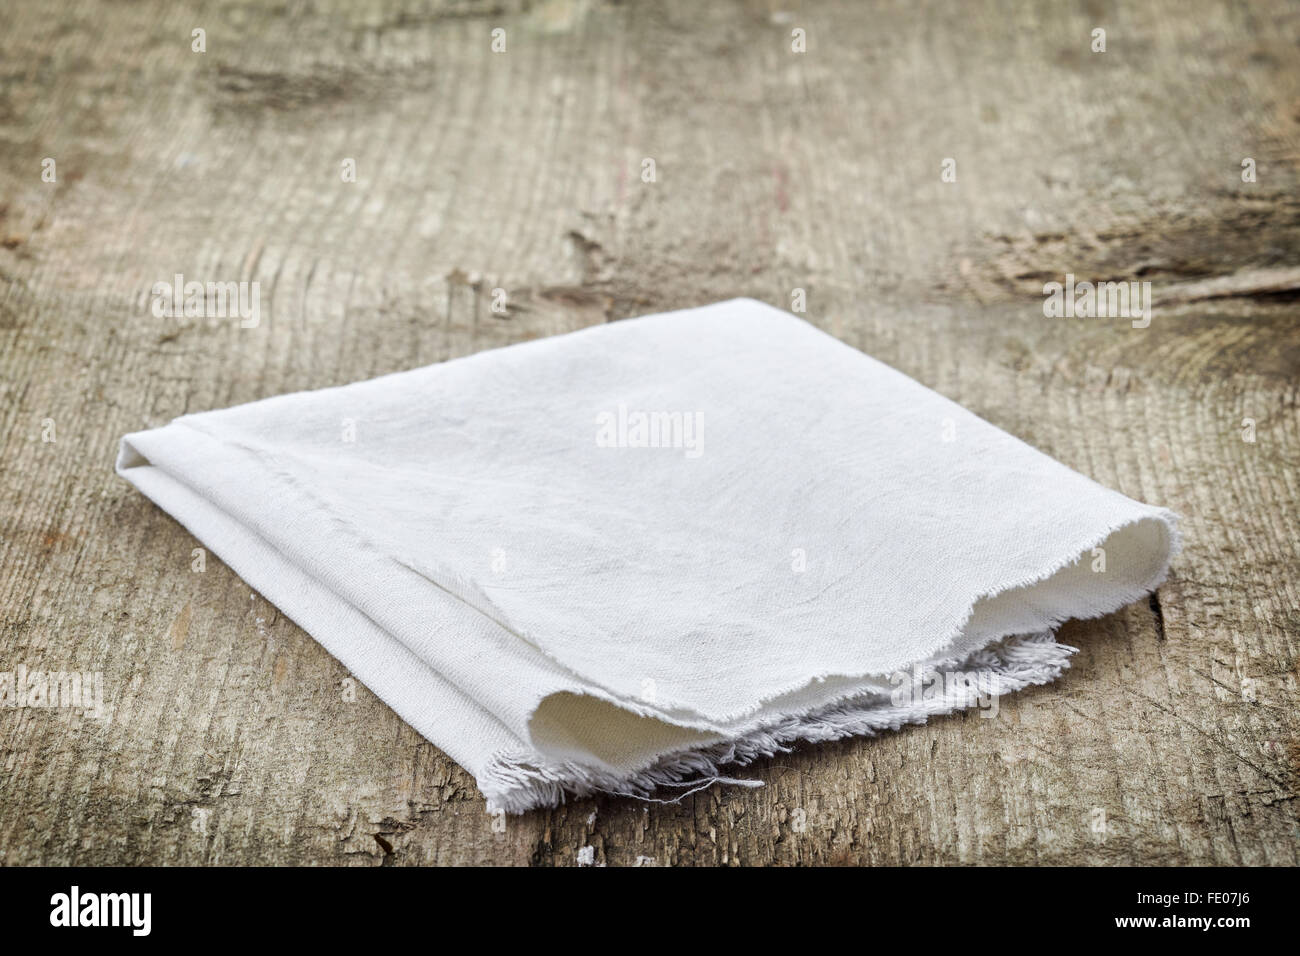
[1,0,1297,865]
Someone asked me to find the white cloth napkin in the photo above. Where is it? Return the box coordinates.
[117,299,1178,813]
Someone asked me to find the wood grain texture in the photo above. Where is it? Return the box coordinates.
[1,0,1297,866]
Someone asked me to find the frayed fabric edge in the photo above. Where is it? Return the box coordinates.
[480,631,1076,815]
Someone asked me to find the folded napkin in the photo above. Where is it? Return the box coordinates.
[117,299,1178,813]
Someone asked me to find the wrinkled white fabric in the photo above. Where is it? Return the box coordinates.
[117,299,1179,812]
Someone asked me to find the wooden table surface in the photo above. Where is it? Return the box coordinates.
[2,0,1297,866]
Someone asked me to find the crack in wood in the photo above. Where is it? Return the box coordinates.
[1149,590,1166,642]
